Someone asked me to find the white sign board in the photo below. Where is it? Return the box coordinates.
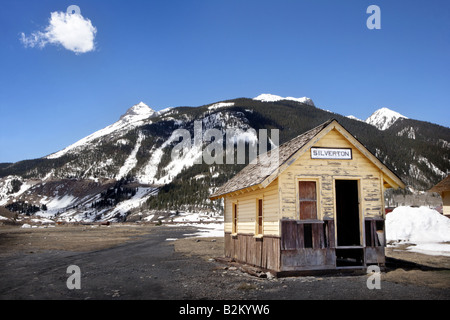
[311,148,352,160]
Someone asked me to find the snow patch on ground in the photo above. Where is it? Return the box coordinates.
[184,223,224,238]
[386,206,450,256]
[167,212,224,239]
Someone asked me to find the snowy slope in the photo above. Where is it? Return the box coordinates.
[119,102,155,121]
[46,102,156,159]
[136,109,253,185]
[2,95,449,226]
[254,94,315,107]
[346,115,363,122]
[366,107,407,131]
[116,131,145,180]
[0,176,35,206]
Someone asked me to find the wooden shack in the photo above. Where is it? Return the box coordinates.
[429,175,450,217]
[210,119,405,274]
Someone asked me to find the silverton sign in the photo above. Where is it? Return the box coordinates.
[311,148,352,160]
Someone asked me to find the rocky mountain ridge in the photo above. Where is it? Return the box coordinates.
[1,95,448,223]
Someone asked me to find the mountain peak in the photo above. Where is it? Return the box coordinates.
[120,102,155,121]
[253,93,315,107]
[366,107,407,130]
[46,102,155,160]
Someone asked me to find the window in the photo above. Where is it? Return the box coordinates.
[299,181,317,220]
[232,203,238,234]
[256,199,263,235]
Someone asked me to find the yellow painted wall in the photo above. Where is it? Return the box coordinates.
[278,128,384,221]
[224,178,279,236]
[443,191,450,216]
[223,127,389,238]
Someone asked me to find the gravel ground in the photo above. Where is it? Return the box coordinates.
[0,224,449,302]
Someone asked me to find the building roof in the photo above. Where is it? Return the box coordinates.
[210,119,405,199]
[429,175,450,193]
[210,119,333,199]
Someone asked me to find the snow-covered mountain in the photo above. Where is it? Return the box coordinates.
[366,107,408,131]
[46,102,161,160]
[254,93,315,107]
[119,101,156,121]
[346,115,363,122]
[1,95,448,224]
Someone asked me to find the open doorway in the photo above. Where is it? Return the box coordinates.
[335,179,363,267]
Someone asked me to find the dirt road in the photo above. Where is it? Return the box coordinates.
[0,224,449,301]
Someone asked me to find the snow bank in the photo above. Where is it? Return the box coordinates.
[31,218,55,225]
[184,223,224,238]
[167,212,224,239]
[386,206,450,256]
[172,212,222,223]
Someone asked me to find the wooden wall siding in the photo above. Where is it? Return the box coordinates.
[282,220,335,248]
[278,129,384,220]
[224,232,281,271]
[364,218,386,265]
[281,219,335,250]
[224,179,280,236]
[280,249,336,271]
[279,219,336,271]
[224,220,385,272]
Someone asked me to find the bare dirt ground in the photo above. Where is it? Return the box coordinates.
[383,245,450,289]
[0,224,449,301]
[175,236,450,290]
[0,224,155,256]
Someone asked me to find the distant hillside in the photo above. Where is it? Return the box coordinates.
[1,96,448,222]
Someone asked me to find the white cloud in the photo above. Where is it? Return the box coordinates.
[21,11,97,54]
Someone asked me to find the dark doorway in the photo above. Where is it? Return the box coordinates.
[335,180,360,247]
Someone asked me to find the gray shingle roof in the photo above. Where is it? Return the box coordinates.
[429,175,450,193]
[210,119,334,199]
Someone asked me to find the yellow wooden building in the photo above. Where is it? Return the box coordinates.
[210,119,405,274]
[429,175,450,217]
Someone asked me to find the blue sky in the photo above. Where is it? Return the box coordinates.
[1,0,449,163]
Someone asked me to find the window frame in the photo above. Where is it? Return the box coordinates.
[255,198,263,236]
[232,202,238,235]
[297,178,321,221]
